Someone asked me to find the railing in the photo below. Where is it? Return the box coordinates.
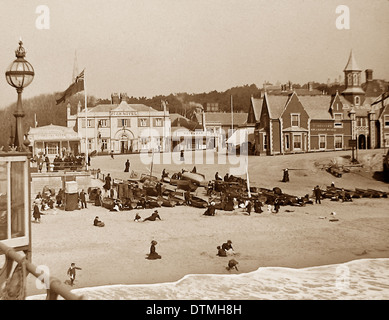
[0,242,85,300]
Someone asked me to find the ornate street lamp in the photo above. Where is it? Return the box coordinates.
[5,39,35,151]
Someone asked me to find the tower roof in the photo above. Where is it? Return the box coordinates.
[344,50,361,72]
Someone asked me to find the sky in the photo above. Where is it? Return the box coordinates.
[0,0,388,109]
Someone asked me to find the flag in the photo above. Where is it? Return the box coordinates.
[56,70,85,105]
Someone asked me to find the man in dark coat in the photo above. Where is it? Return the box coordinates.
[124,159,130,172]
[79,189,87,209]
[313,185,322,204]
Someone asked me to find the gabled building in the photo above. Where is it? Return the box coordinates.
[253,51,388,155]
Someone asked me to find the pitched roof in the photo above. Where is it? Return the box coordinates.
[87,101,157,114]
[362,79,389,97]
[265,94,290,119]
[297,96,333,119]
[344,50,361,71]
[250,97,263,122]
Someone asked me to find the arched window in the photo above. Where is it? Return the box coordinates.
[347,74,352,86]
[353,74,358,86]
[355,96,360,106]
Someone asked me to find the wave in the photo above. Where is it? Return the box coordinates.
[27,258,389,300]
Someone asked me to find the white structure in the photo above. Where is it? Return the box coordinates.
[28,124,81,160]
[67,94,171,154]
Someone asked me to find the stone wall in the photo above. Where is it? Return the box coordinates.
[31,171,92,200]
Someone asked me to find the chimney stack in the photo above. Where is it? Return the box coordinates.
[111,93,120,104]
[365,69,373,82]
[120,92,128,103]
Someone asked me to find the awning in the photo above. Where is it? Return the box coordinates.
[226,127,254,146]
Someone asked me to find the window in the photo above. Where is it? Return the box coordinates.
[348,74,352,86]
[319,135,326,149]
[334,113,343,127]
[334,135,343,149]
[119,119,128,127]
[155,118,163,127]
[101,139,108,151]
[46,142,58,155]
[285,134,290,150]
[353,74,358,86]
[0,157,29,247]
[139,118,148,127]
[263,133,267,151]
[384,115,389,127]
[385,133,389,147]
[354,96,360,106]
[98,119,108,128]
[293,134,302,150]
[88,139,93,150]
[291,114,300,127]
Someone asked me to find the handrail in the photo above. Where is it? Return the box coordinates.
[0,242,85,300]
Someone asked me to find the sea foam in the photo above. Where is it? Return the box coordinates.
[27,258,389,300]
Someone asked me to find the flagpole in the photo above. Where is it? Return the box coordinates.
[84,68,88,170]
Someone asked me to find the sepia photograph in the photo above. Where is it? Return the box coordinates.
[0,0,388,307]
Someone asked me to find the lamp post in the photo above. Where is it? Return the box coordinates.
[5,39,35,152]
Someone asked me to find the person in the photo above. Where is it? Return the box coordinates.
[222,240,234,255]
[93,216,105,227]
[35,192,42,199]
[79,189,87,209]
[94,188,102,206]
[32,202,42,223]
[246,200,252,215]
[110,150,114,159]
[180,150,184,161]
[156,182,162,197]
[282,168,289,182]
[56,188,64,207]
[254,199,263,213]
[161,169,169,180]
[217,246,227,257]
[37,155,44,173]
[224,173,229,182]
[203,202,216,216]
[134,213,141,222]
[226,259,239,271]
[111,200,121,212]
[184,189,191,205]
[215,172,222,181]
[143,210,162,222]
[313,185,322,204]
[273,198,281,213]
[124,159,130,172]
[103,173,112,192]
[146,240,162,260]
[191,166,197,173]
[67,263,82,286]
[44,155,50,172]
[87,155,91,167]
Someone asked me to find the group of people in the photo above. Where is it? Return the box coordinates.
[216,240,239,271]
[33,153,87,173]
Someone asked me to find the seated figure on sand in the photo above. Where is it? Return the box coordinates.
[226,259,239,271]
[222,240,235,255]
[93,216,105,227]
[216,246,227,257]
[146,240,161,260]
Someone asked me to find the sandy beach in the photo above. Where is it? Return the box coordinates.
[26,149,389,297]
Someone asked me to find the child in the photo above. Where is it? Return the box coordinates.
[134,213,141,222]
[226,259,239,271]
[67,263,82,286]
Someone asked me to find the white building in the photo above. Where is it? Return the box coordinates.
[67,93,171,154]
